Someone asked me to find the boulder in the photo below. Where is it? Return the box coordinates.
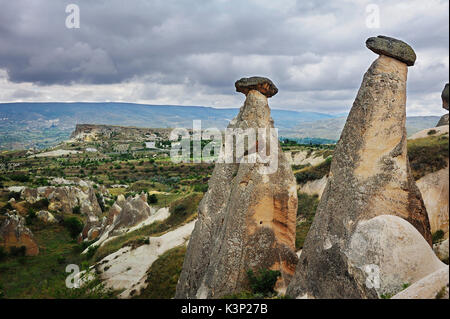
[286,38,432,299]
[345,215,445,297]
[235,76,278,98]
[436,114,449,127]
[366,35,416,66]
[392,267,449,299]
[176,78,297,299]
[0,213,39,256]
[434,239,449,263]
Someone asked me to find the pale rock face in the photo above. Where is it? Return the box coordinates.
[21,186,102,216]
[345,215,445,297]
[284,150,328,167]
[392,267,449,299]
[409,125,449,140]
[80,194,170,251]
[0,213,39,256]
[176,88,298,299]
[286,52,431,299]
[433,239,449,262]
[95,220,196,298]
[416,163,449,238]
[298,176,328,199]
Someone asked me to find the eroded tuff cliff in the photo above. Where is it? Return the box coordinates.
[286,36,432,299]
[175,77,298,299]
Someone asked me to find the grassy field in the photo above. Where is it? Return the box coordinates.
[407,133,449,180]
[0,220,115,298]
[295,193,319,250]
[134,245,187,299]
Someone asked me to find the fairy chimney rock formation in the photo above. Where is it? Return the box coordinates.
[437,83,449,126]
[286,36,432,299]
[176,77,298,299]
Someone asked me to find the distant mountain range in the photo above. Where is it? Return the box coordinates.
[0,102,441,150]
[281,115,441,141]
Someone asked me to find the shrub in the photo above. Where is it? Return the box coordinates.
[25,209,37,225]
[427,129,437,135]
[8,174,30,183]
[57,255,66,264]
[147,194,158,204]
[72,205,81,215]
[0,203,13,215]
[9,246,26,257]
[432,230,445,244]
[31,198,49,210]
[86,245,98,260]
[64,217,84,239]
[95,193,105,212]
[193,183,208,193]
[35,177,49,186]
[246,268,281,296]
[173,204,187,217]
[8,192,21,201]
[295,157,332,184]
[0,246,7,262]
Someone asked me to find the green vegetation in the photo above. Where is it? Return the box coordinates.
[247,268,281,297]
[295,157,332,184]
[63,217,84,239]
[0,222,115,298]
[407,134,449,180]
[147,194,158,204]
[134,245,186,299]
[435,286,447,299]
[295,193,319,250]
[432,230,445,244]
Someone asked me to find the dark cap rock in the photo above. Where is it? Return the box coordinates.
[235,76,278,98]
[366,35,416,66]
[441,83,449,110]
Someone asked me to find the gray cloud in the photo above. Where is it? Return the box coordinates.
[0,0,448,115]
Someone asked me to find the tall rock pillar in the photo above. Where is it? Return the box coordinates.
[176,77,298,299]
[286,36,433,299]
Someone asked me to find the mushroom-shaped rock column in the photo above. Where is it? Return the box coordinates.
[286,36,432,299]
[175,77,298,299]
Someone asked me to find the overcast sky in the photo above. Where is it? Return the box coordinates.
[0,0,448,116]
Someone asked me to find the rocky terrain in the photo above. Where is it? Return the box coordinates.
[0,36,448,301]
